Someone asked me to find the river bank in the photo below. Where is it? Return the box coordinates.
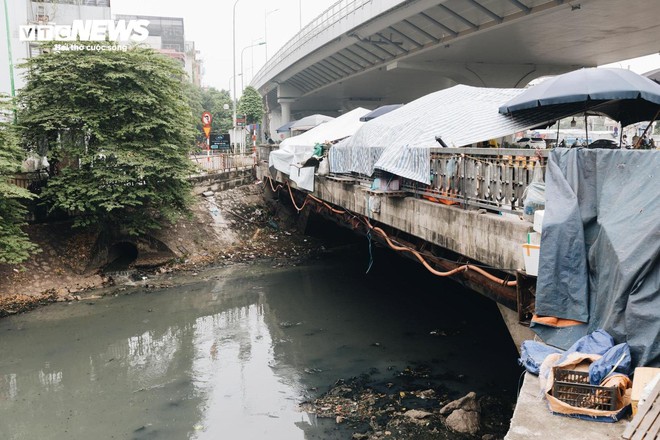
[0,182,322,316]
[0,182,521,439]
[0,244,521,440]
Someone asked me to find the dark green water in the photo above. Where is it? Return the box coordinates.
[0,247,521,439]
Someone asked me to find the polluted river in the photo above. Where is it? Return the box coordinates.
[0,243,522,439]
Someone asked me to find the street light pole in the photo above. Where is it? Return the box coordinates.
[264,8,279,61]
[232,0,240,152]
[228,75,241,97]
[228,73,240,152]
[250,37,262,85]
[241,41,265,92]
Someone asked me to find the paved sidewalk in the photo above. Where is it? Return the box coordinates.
[505,371,628,439]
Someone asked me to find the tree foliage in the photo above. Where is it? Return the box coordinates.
[17,46,195,236]
[183,81,204,147]
[185,85,233,149]
[0,97,39,264]
[238,86,264,125]
[201,87,233,133]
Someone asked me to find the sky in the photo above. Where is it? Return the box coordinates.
[2,0,659,98]
[109,0,660,92]
[110,0,339,93]
[601,53,660,75]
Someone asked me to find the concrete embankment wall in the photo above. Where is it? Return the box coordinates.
[262,168,532,272]
[190,168,255,195]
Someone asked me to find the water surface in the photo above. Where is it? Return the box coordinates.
[0,248,521,439]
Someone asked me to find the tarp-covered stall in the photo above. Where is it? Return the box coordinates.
[289,114,334,132]
[268,108,370,181]
[533,148,660,367]
[329,85,561,183]
[276,120,297,133]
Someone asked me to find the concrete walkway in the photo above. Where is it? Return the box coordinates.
[505,372,628,439]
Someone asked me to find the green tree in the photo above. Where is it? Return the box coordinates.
[185,85,233,151]
[17,46,194,236]
[238,86,264,125]
[0,97,39,264]
[183,81,204,143]
[201,87,233,133]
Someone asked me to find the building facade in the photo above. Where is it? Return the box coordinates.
[114,14,202,85]
[1,0,112,96]
[185,40,202,87]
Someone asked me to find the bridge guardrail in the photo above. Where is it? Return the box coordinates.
[257,145,548,214]
[400,148,548,213]
[252,0,372,88]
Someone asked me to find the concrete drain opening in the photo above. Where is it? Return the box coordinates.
[104,242,139,273]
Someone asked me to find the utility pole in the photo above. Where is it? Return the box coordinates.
[3,0,16,99]
[232,0,240,153]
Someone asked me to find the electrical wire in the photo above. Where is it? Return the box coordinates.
[366,230,374,274]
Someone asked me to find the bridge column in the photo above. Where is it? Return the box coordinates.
[277,83,301,124]
[280,100,293,124]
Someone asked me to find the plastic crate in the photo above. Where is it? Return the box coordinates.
[552,368,618,411]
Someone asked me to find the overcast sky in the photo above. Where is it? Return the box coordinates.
[110,0,660,93]
[110,0,338,93]
[602,53,660,75]
[3,0,659,97]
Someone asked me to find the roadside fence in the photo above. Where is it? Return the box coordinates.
[190,153,256,174]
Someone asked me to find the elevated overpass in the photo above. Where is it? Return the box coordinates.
[251,0,660,133]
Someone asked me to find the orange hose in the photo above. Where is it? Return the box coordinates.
[371,226,517,286]
[265,176,283,192]
[308,193,347,214]
[267,177,517,287]
[467,265,517,287]
[287,183,310,212]
[372,227,468,277]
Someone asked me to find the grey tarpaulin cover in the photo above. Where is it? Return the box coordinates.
[329,85,573,183]
[533,148,659,367]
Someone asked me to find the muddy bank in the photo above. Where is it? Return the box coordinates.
[302,365,512,440]
[0,185,513,440]
[0,182,322,316]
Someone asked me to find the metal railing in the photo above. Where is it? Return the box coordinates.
[401,148,548,213]
[190,153,256,174]
[252,0,373,89]
[256,145,548,214]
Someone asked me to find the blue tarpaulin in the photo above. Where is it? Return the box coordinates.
[519,329,632,383]
[276,120,297,133]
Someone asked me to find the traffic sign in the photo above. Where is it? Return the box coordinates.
[202,111,212,139]
[201,111,212,127]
